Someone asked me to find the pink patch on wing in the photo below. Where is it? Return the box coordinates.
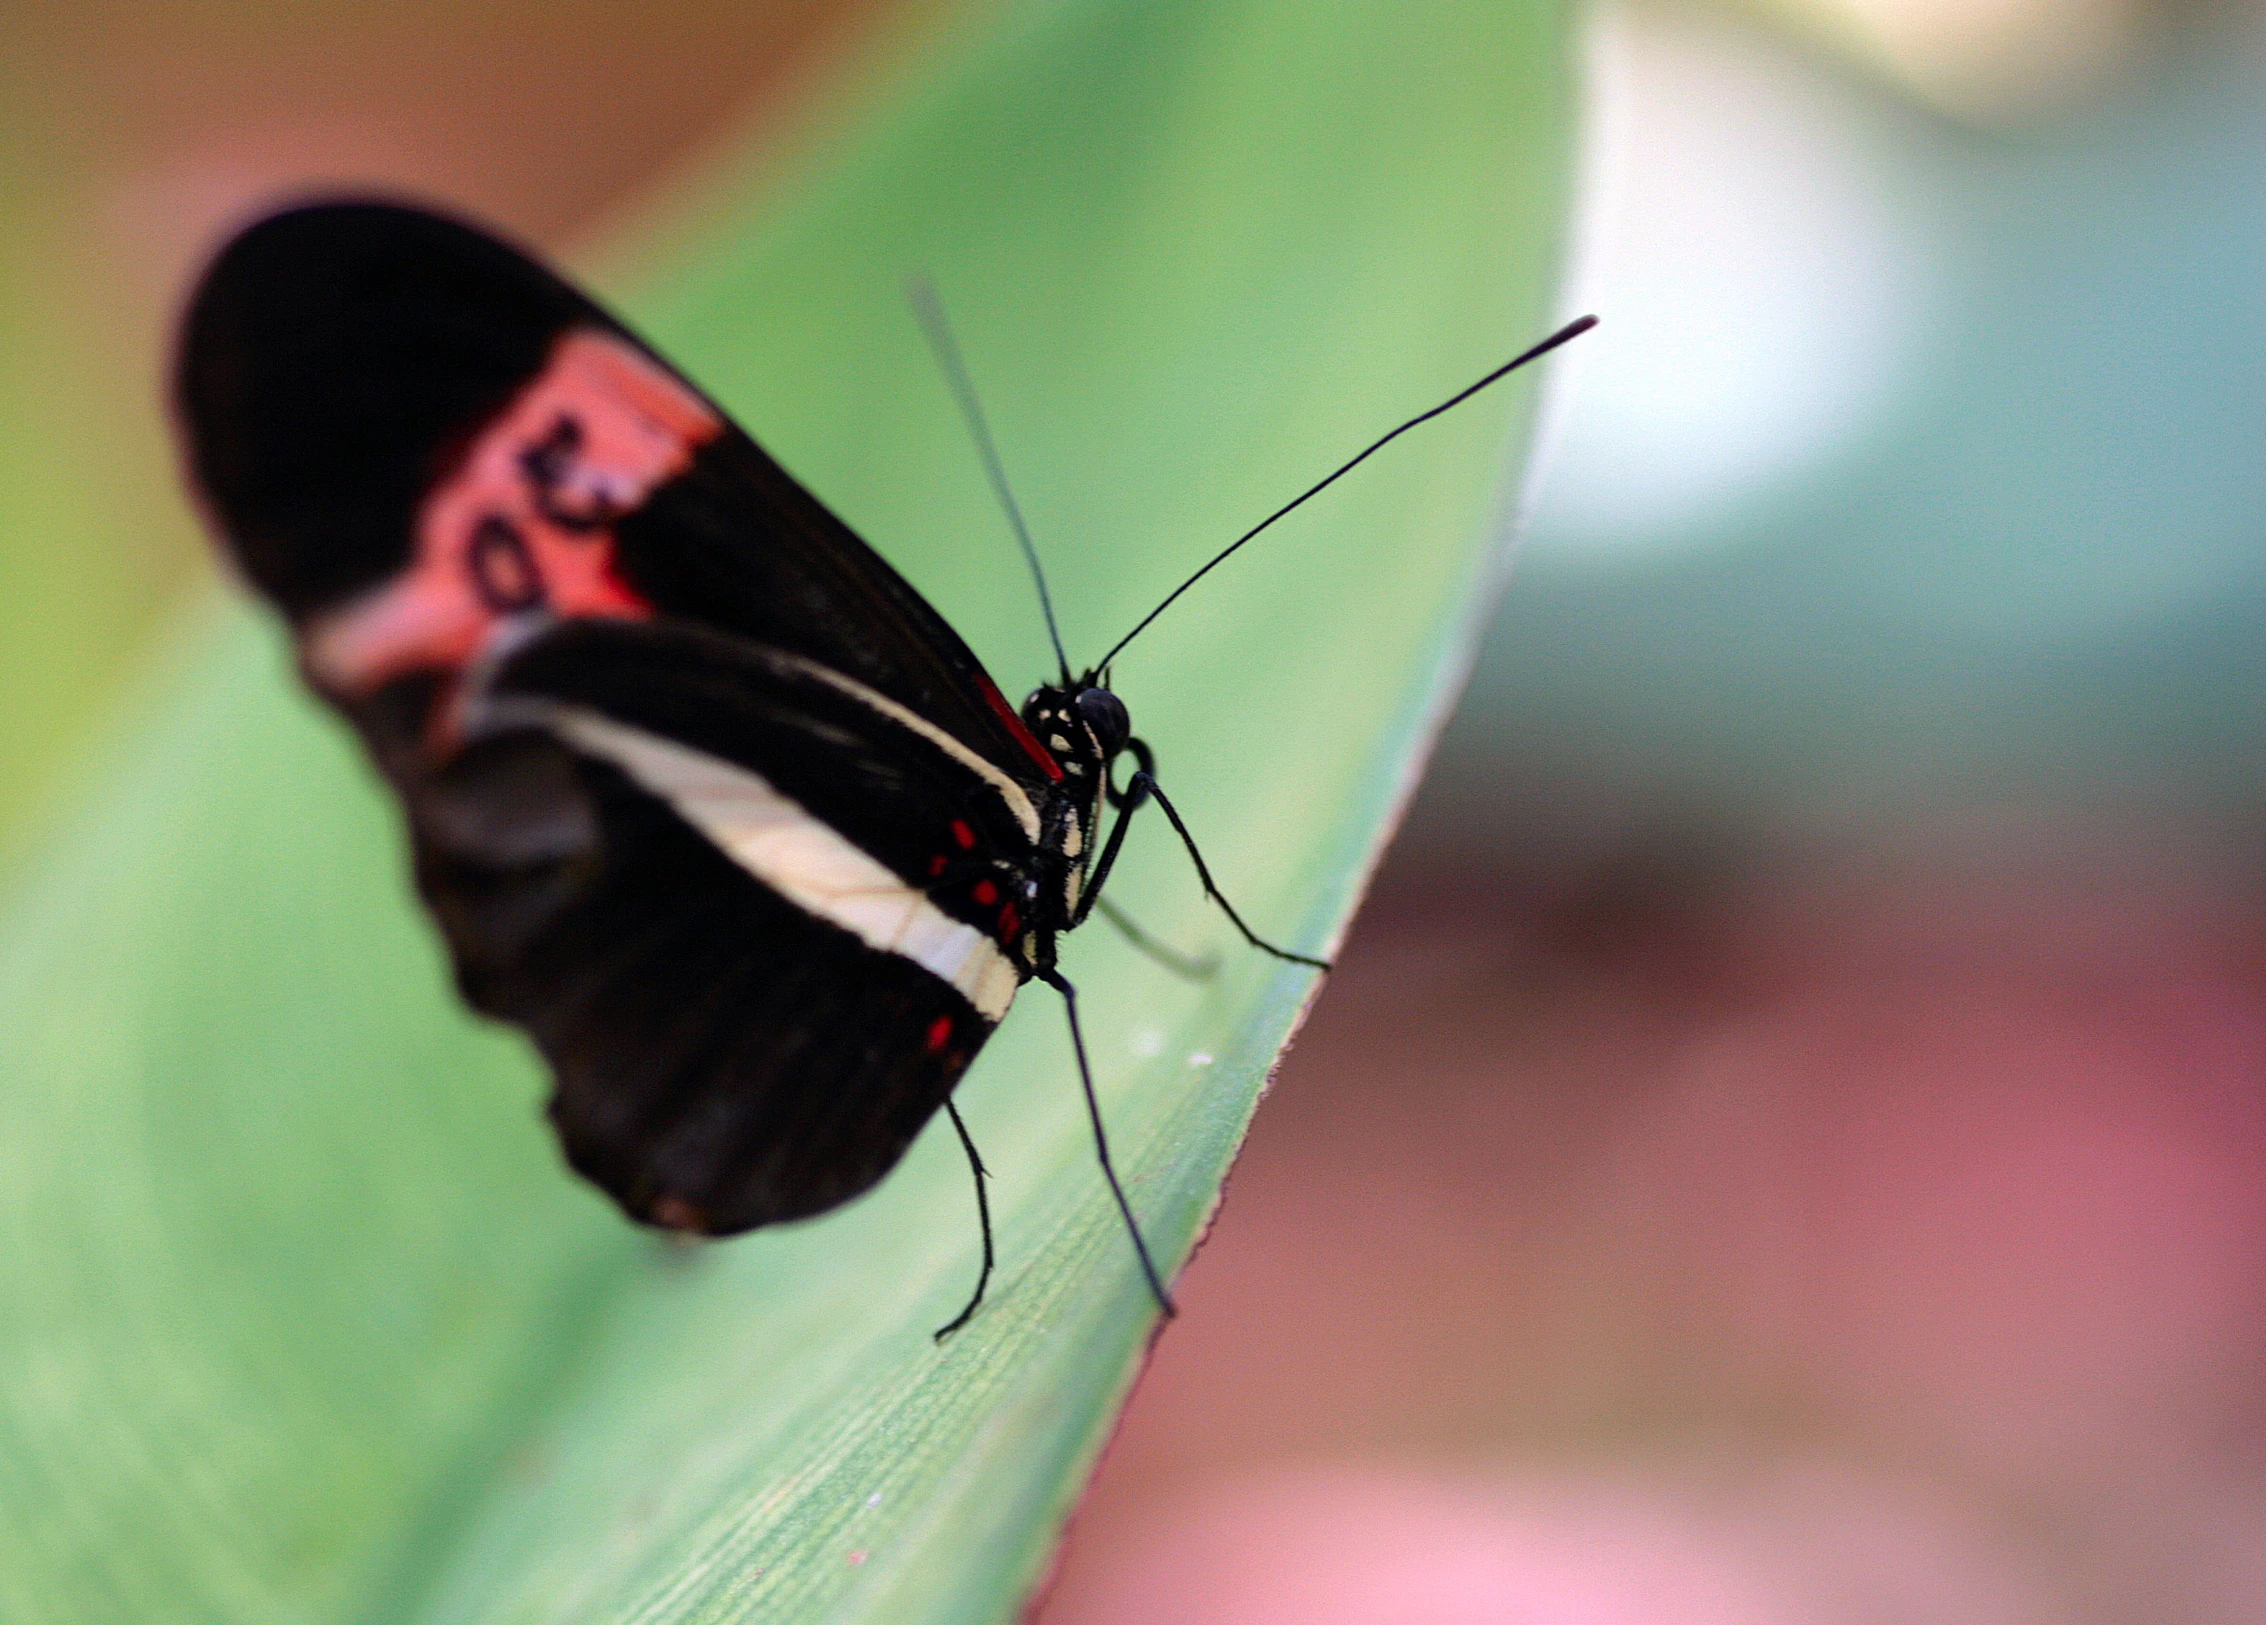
[300,328,723,740]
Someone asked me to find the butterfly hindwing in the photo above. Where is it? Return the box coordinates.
[429,745,984,1234]
[395,616,1034,1233]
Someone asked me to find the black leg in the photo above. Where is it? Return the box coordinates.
[932,1098,995,1341]
[1069,756,1151,928]
[1094,896,1217,982]
[1134,772,1332,972]
[1036,966,1177,1319]
[1105,736,1159,809]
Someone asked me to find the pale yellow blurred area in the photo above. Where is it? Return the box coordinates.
[1757,0,2150,120]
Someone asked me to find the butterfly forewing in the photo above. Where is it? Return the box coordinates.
[177,201,1060,786]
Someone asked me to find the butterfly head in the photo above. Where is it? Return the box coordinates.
[1020,680,1129,782]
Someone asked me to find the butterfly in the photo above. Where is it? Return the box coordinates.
[173,199,1592,1336]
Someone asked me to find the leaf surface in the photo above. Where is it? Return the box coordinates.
[0,2,1576,1620]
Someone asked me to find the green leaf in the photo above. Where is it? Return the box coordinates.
[0,1,1576,1620]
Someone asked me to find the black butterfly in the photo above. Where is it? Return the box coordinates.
[174,200,1591,1336]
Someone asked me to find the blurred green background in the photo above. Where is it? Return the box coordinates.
[6,0,2266,1620]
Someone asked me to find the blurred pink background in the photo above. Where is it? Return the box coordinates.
[1036,844,2266,1621]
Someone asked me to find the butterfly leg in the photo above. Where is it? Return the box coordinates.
[933,1098,996,1341]
[1034,963,1177,1319]
[1093,896,1218,982]
[1069,751,1153,927]
[1076,757,1215,978]
[1086,740,1331,972]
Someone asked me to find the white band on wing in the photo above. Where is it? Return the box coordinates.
[764,651,1043,844]
[548,708,1020,1021]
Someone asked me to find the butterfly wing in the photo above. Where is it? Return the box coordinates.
[367,616,1035,1232]
[172,199,1057,1232]
[174,198,1063,789]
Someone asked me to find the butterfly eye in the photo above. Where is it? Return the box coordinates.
[1075,686,1129,755]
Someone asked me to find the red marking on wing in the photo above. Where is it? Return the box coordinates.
[978,675,1063,782]
[952,820,977,850]
[972,879,998,906]
[997,902,1020,942]
[301,329,722,745]
[924,1015,953,1054]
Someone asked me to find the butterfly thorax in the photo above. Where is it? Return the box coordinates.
[1018,681,1130,951]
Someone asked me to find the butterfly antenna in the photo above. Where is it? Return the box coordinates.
[1094,313,1598,673]
[909,277,1074,687]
